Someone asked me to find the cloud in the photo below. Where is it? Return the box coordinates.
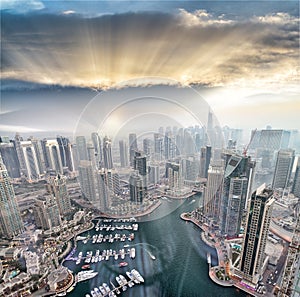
[0,0,44,13]
[1,9,299,90]
[178,9,235,26]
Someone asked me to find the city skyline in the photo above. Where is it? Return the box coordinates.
[1,1,299,136]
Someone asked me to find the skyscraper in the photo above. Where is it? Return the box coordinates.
[48,174,72,217]
[292,158,300,198]
[154,133,163,161]
[272,149,295,190]
[239,185,275,285]
[119,140,128,168]
[143,138,151,157]
[278,215,300,297]
[0,156,24,239]
[166,162,182,193]
[129,133,138,166]
[250,129,291,151]
[220,152,255,237]
[75,136,88,161]
[103,136,113,169]
[0,142,20,178]
[129,171,145,204]
[20,140,41,181]
[203,163,224,224]
[199,145,212,179]
[44,139,63,174]
[56,136,75,172]
[78,160,107,210]
[91,132,103,168]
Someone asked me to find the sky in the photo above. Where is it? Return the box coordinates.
[1,0,299,140]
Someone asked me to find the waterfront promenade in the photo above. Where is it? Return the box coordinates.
[180,212,269,297]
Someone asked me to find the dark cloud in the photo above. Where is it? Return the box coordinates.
[1,7,299,89]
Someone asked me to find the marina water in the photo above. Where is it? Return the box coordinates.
[63,194,246,297]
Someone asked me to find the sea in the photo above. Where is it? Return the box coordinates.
[63,194,247,297]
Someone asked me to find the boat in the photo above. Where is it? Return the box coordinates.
[82,264,91,270]
[126,271,139,284]
[207,252,211,265]
[130,248,135,259]
[90,290,97,297]
[66,286,75,293]
[119,274,127,286]
[99,285,106,295]
[76,270,98,283]
[85,294,91,297]
[76,252,83,265]
[116,276,122,286]
[119,261,128,267]
[57,293,66,296]
[103,283,111,293]
[131,269,144,283]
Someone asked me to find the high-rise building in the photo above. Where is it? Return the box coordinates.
[0,156,24,239]
[103,136,113,169]
[91,132,103,168]
[143,138,151,157]
[182,157,199,182]
[250,129,291,151]
[278,216,300,297]
[87,143,97,169]
[78,160,97,204]
[148,164,159,185]
[166,162,182,192]
[239,185,275,285]
[30,137,46,174]
[203,163,224,224]
[272,149,295,190]
[154,133,163,161]
[129,133,138,166]
[20,141,41,181]
[44,140,63,174]
[14,133,27,177]
[199,145,212,179]
[164,131,175,160]
[33,196,61,230]
[133,151,147,176]
[220,152,255,237]
[48,174,72,217]
[292,158,300,198]
[129,171,145,204]
[0,142,20,178]
[78,160,107,210]
[119,140,128,168]
[75,136,88,161]
[56,136,75,172]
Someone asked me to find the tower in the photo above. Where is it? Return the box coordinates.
[272,149,295,190]
[56,136,75,172]
[129,171,145,204]
[119,140,128,168]
[91,132,103,168]
[75,136,88,161]
[199,145,212,179]
[0,156,24,239]
[44,140,63,174]
[239,185,275,284]
[203,163,224,224]
[103,136,113,169]
[48,174,72,217]
[220,152,255,238]
[129,133,138,166]
[20,140,41,181]
[292,158,300,198]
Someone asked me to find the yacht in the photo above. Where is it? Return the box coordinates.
[126,271,139,284]
[103,283,111,293]
[76,270,98,283]
[131,269,144,283]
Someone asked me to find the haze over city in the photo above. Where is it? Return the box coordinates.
[0,1,299,297]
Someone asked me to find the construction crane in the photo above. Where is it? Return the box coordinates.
[243,128,257,157]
